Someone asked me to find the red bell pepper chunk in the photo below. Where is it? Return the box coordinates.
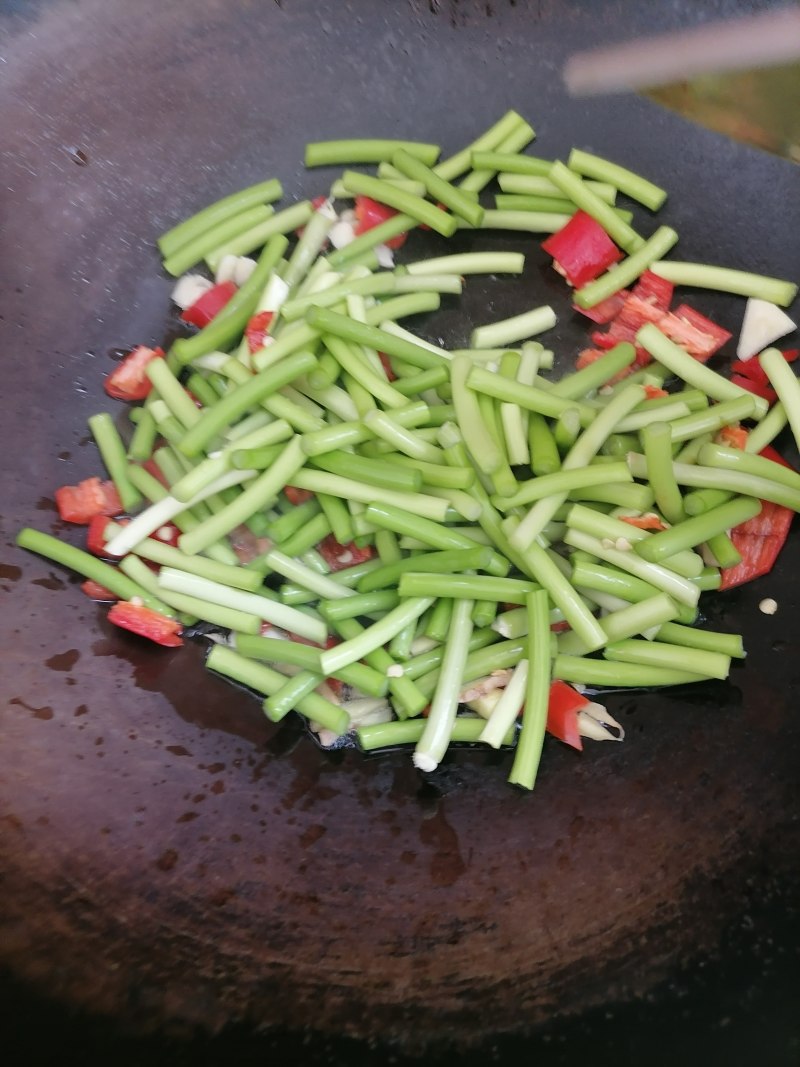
[244,310,274,354]
[730,373,776,405]
[55,477,124,525]
[546,679,588,751]
[284,485,314,506]
[657,304,731,363]
[593,294,665,348]
[81,578,118,602]
[107,601,183,647]
[631,269,674,311]
[590,293,665,372]
[643,385,669,400]
[86,513,113,555]
[317,534,375,572]
[573,289,629,325]
[576,348,608,370]
[378,352,397,381]
[180,280,237,328]
[104,345,165,402]
[619,513,668,531]
[715,424,749,450]
[141,458,171,489]
[719,446,794,589]
[150,521,182,548]
[541,210,623,288]
[354,196,409,250]
[730,349,798,406]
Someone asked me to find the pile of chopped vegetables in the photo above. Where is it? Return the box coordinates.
[17,110,799,790]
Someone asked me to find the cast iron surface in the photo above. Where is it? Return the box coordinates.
[1,0,798,1061]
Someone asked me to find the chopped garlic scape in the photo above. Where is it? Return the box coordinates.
[171,272,213,309]
[578,701,625,742]
[737,298,796,361]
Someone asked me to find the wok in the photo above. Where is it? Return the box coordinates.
[1,0,798,1062]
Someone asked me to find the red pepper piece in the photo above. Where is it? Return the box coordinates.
[576,348,613,371]
[150,521,182,548]
[244,310,274,354]
[80,578,118,602]
[643,385,669,400]
[180,280,237,328]
[715,424,749,450]
[730,349,798,406]
[284,485,314,506]
[573,289,629,324]
[730,373,777,405]
[590,294,665,373]
[141,458,171,489]
[541,210,623,288]
[620,513,668,531]
[86,514,113,555]
[354,195,409,250]
[631,269,674,311]
[593,293,665,348]
[546,679,588,751]
[658,304,731,362]
[104,345,165,402]
[317,535,375,572]
[719,446,794,589]
[378,352,397,381]
[55,477,124,525]
[107,601,183,647]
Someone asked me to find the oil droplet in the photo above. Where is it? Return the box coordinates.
[299,824,327,848]
[32,572,66,590]
[0,563,21,581]
[156,849,178,871]
[209,887,234,908]
[10,697,54,721]
[45,649,80,672]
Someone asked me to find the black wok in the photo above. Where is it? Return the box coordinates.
[1,0,798,1063]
